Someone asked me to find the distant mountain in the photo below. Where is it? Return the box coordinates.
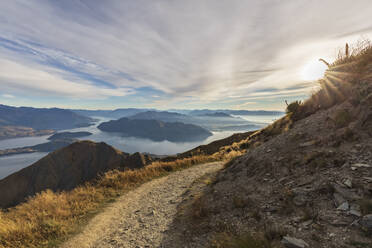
[98,118,212,142]
[48,131,92,140]
[0,104,94,130]
[200,112,233,117]
[0,141,154,208]
[127,110,255,132]
[73,108,151,119]
[129,110,186,122]
[188,109,284,116]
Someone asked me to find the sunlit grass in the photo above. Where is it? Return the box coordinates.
[287,39,372,120]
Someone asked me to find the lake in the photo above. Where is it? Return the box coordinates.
[0,114,281,179]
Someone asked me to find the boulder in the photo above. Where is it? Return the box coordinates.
[337,201,349,211]
[331,183,360,200]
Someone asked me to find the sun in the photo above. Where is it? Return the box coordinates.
[300,60,328,81]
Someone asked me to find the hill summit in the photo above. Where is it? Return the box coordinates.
[0,141,153,208]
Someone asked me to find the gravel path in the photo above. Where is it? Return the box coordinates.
[62,162,223,248]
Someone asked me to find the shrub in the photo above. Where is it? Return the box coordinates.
[334,109,352,128]
[286,100,302,115]
[359,199,372,215]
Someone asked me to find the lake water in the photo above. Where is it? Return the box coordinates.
[0,114,282,179]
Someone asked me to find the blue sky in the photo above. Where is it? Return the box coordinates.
[0,0,371,110]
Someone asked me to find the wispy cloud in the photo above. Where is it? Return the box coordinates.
[0,0,371,109]
[1,94,15,98]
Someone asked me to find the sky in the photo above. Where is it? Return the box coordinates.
[0,0,372,111]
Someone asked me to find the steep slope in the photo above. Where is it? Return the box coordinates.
[166,43,372,247]
[0,141,153,208]
[98,117,212,142]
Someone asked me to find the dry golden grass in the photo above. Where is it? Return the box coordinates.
[0,151,242,248]
[287,39,372,121]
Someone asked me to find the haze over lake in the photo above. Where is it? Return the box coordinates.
[0,114,281,179]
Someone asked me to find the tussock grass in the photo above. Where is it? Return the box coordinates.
[0,152,242,248]
[287,40,372,121]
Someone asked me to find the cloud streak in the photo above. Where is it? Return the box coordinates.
[0,0,371,109]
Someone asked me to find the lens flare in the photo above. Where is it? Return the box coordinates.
[300,60,328,81]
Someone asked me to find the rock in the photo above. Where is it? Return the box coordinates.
[352,163,372,168]
[343,179,352,188]
[363,177,372,182]
[281,236,309,248]
[331,183,361,200]
[337,202,349,211]
[360,214,372,230]
[299,140,316,147]
[301,220,313,227]
[333,193,346,206]
[349,209,362,217]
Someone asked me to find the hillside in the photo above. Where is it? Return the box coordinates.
[98,117,213,142]
[164,42,372,247]
[0,141,154,208]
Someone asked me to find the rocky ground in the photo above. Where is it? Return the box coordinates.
[61,162,223,248]
[165,100,372,247]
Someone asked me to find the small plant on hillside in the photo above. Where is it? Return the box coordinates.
[286,100,304,121]
[359,198,372,215]
[286,100,302,115]
[334,109,352,128]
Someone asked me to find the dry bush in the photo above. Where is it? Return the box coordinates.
[191,196,209,220]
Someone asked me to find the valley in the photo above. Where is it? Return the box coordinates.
[0,111,278,179]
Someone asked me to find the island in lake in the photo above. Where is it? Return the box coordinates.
[0,131,93,157]
[98,118,212,142]
[48,131,92,140]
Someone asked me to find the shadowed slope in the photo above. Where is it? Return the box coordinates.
[0,141,129,208]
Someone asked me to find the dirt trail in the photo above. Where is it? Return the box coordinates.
[62,162,223,248]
